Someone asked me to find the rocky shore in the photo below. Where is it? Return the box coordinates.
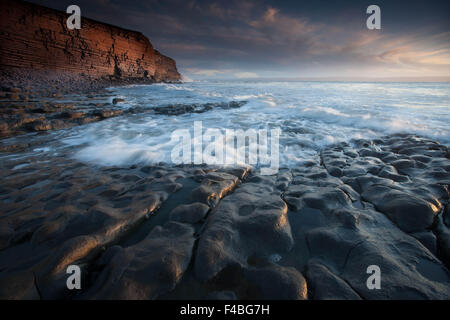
[0,69,172,98]
[0,0,182,143]
[0,89,246,148]
[0,0,449,302]
[0,133,449,299]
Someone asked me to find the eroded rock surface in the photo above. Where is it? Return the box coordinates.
[0,134,449,299]
[82,221,196,299]
[0,98,247,139]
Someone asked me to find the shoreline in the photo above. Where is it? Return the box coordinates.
[0,74,449,300]
[0,68,183,143]
[0,68,181,98]
[0,133,449,299]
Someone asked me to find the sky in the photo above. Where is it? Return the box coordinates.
[30,0,450,80]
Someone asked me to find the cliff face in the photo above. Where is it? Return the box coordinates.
[0,0,181,82]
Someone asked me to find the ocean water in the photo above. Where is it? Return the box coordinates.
[6,80,450,169]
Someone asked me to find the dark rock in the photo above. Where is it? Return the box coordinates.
[169,202,210,224]
[112,98,125,104]
[0,225,14,250]
[361,186,439,233]
[30,120,52,131]
[190,172,239,207]
[93,109,123,119]
[0,270,40,300]
[84,222,195,299]
[244,265,307,300]
[60,111,85,119]
[0,121,9,132]
[206,290,237,300]
[195,175,293,281]
[435,220,450,268]
[445,205,450,228]
[0,134,449,300]
[411,231,438,256]
[153,101,246,116]
[306,261,361,300]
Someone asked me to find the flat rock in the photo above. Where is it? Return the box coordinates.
[83,221,195,299]
[169,202,210,224]
[195,174,293,281]
[306,261,361,300]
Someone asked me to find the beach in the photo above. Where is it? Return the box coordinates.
[0,80,449,299]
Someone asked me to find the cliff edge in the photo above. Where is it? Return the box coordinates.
[0,0,181,93]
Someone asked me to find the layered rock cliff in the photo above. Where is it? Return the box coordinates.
[0,0,181,85]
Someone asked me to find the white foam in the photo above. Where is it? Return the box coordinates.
[55,80,450,169]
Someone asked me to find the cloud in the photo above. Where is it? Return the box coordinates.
[262,7,278,23]
[32,0,450,78]
[184,68,225,76]
[182,68,259,79]
[234,72,259,78]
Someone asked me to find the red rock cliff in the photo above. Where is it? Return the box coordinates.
[0,0,181,82]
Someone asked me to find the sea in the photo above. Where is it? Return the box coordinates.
[2,80,450,170]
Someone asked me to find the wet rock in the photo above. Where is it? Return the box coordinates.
[50,119,70,130]
[195,175,293,281]
[445,205,450,228]
[284,186,351,213]
[284,135,450,299]
[0,270,40,300]
[0,161,188,298]
[60,111,85,119]
[9,87,22,93]
[306,226,364,269]
[43,235,100,276]
[327,166,343,177]
[411,231,438,256]
[30,120,52,131]
[222,166,251,180]
[153,101,246,116]
[0,134,449,299]
[361,186,439,233]
[435,220,450,268]
[0,224,14,250]
[306,261,361,300]
[339,214,450,299]
[84,222,195,299]
[112,98,125,104]
[169,202,210,224]
[190,172,239,207]
[0,98,127,138]
[93,109,123,118]
[206,290,237,300]
[0,121,9,132]
[243,265,307,300]
[78,116,100,124]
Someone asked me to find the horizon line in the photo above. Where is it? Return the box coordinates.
[186,76,450,83]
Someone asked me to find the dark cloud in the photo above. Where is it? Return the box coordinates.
[28,0,450,79]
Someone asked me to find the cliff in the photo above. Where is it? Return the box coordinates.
[0,0,181,84]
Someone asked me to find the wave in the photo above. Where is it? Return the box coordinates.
[53,80,450,168]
